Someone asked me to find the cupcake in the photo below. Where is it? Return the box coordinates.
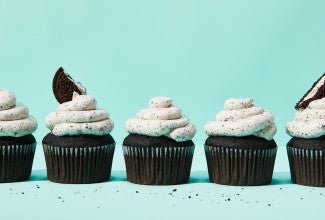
[204,98,277,186]
[0,88,37,182]
[123,96,196,185]
[287,73,325,186]
[42,67,115,184]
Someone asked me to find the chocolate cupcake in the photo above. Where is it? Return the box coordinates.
[286,73,325,186]
[0,88,37,182]
[42,67,115,184]
[123,96,196,185]
[204,98,277,186]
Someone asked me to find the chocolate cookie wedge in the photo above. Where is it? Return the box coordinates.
[295,73,325,110]
[53,67,86,103]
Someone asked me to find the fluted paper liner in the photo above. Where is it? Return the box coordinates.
[123,145,195,185]
[0,144,36,183]
[205,145,277,186]
[43,143,115,184]
[287,145,325,187]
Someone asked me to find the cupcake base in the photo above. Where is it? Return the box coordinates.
[123,134,195,185]
[0,135,36,183]
[205,136,277,186]
[42,133,115,184]
[287,137,325,187]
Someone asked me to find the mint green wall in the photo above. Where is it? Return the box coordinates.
[1,0,325,146]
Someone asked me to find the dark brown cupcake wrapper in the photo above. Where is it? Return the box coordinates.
[0,144,36,183]
[43,143,115,184]
[287,145,325,187]
[123,145,195,185]
[205,145,277,186]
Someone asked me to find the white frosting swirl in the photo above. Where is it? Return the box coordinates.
[0,89,37,137]
[204,98,276,140]
[125,96,196,142]
[46,92,113,136]
[287,97,325,138]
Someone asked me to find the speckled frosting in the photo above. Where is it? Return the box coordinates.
[204,98,276,141]
[287,97,325,138]
[45,92,113,136]
[125,96,196,142]
[0,88,37,137]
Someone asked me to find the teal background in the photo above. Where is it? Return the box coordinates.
[1,0,325,147]
[2,1,325,219]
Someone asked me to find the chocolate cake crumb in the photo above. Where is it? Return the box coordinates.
[288,136,325,150]
[124,134,194,148]
[43,133,115,148]
[0,135,36,146]
[205,135,276,149]
[172,189,177,192]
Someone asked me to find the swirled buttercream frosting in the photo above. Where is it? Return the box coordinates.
[0,88,37,137]
[46,92,113,136]
[287,97,325,138]
[204,98,276,141]
[125,96,196,142]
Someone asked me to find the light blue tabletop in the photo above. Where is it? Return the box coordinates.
[1,145,325,220]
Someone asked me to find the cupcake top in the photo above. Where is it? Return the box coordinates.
[125,96,196,142]
[204,98,276,141]
[45,92,114,136]
[287,96,325,139]
[0,88,37,137]
[287,73,325,139]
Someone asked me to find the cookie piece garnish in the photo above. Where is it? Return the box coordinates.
[52,67,86,103]
[295,73,325,110]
